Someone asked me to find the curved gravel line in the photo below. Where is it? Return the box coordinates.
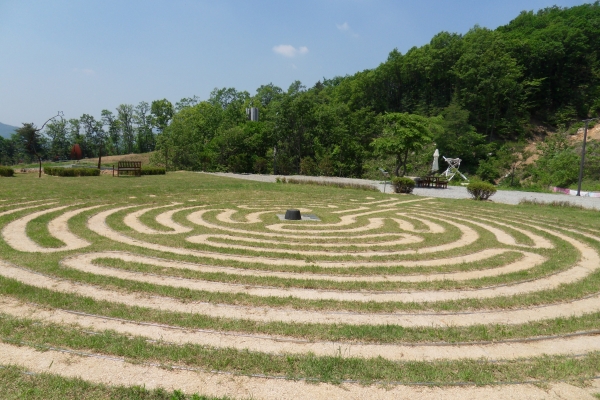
[216,208,307,224]
[264,201,433,233]
[58,250,564,303]
[124,204,207,235]
[186,208,480,256]
[3,296,600,362]
[2,204,103,253]
[186,232,423,256]
[0,202,58,218]
[65,250,542,282]
[2,257,600,327]
[88,206,480,267]
[429,211,554,249]
[154,206,204,233]
[123,203,187,234]
[393,214,445,233]
[2,341,596,400]
[189,208,388,235]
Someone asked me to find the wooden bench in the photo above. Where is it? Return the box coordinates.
[415,176,448,189]
[436,179,448,189]
[114,161,142,177]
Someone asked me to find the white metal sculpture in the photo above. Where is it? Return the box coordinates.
[442,156,469,181]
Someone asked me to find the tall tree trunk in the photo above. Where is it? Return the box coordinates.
[37,155,42,178]
[490,107,498,142]
[401,148,409,176]
[97,145,102,170]
[165,148,169,174]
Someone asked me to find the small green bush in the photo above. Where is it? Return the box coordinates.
[391,177,415,194]
[141,166,166,175]
[467,181,497,200]
[0,166,15,177]
[44,167,100,177]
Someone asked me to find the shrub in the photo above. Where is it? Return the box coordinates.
[227,153,249,173]
[299,157,318,175]
[0,166,15,177]
[391,177,415,194]
[44,167,100,177]
[253,157,268,174]
[476,158,501,183]
[277,177,378,191]
[141,166,166,175]
[317,155,334,176]
[467,181,497,200]
[519,199,587,209]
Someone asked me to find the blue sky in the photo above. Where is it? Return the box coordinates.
[0,0,589,127]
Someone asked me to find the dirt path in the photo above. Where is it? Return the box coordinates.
[123,203,203,234]
[87,206,483,267]
[2,199,599,398]
[0,202,57,218]
[63,250,544,282]
[1,204,104,253]
[3,296,600,362]
[0,341,597,399]
[426,211,554,249]
[3,259,600,327]
[58,250,583,303]
[0,201,595,322]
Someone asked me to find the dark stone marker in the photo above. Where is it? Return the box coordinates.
[284,209,302,220]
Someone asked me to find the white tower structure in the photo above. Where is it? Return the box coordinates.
[442,156,468,181]
[246,107,259,122]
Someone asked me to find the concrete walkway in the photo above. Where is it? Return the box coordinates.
[201,172,600,210]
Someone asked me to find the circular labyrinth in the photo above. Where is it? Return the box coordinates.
[1,196,600,398]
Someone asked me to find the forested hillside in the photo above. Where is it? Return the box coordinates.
[2,3,600,187]
[0,123,17,139]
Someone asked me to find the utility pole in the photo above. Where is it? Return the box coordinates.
[576,118,598,196]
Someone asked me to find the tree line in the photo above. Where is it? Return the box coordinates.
[0,101,172,166]
[2,3,600,186]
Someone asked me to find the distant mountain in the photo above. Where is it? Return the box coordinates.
[0,122,18,139]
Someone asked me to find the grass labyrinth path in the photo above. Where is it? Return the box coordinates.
[0,173,599,399]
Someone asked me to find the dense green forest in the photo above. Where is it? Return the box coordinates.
[2,3,600,187]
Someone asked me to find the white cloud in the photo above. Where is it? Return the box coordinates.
[337,22,359,37]
[336,22,350,32]
[73,68,96,76]
[272,45,308,58]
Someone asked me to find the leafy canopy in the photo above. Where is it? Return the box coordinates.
[372,113,434,176]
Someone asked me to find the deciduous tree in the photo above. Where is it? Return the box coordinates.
[372,113,433,176]
[117,104,135,153]
[16,112,63,177]
[80,114,107,169]
[101,110,120,155]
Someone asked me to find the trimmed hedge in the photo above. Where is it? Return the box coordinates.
[0,166,14,177]
[391,177,415,194]
[141,166,166,175]
[277,177,378,191]
[44,167,100,177]
[467,181,497,200]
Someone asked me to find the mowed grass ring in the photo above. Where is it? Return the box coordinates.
[0,172,599,398]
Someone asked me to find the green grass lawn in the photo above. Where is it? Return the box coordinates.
[0,172,599,398]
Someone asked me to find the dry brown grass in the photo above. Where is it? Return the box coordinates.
[82,152,154,166]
